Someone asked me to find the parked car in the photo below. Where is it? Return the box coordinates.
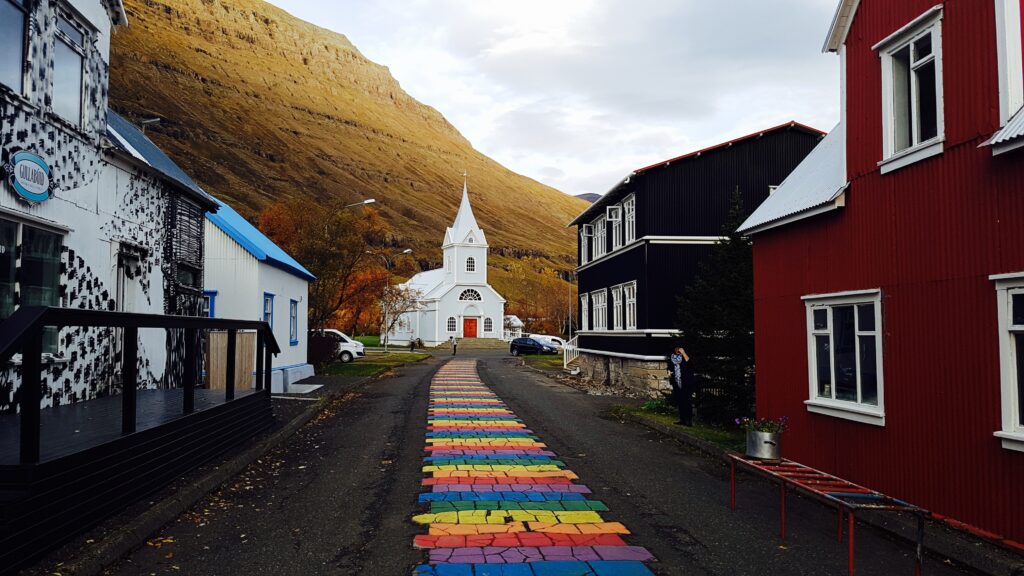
[527,334,566,350]
[510,337,558,356]
[311,329,365,363]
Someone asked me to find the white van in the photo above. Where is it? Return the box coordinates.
[312,329,366,363]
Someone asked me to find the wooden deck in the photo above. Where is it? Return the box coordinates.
[0,388,258,465]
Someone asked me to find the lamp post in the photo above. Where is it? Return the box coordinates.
[369,248,412,352]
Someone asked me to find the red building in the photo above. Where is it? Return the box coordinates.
[738,0,1024,545]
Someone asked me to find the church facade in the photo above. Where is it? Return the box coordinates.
[385,183,506,346]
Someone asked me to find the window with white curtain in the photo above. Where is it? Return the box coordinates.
[591,289,607,331]
[623,195,636,243]
[611,285,623,330]
[579,295,589,331]
[623,282,637,329]
[593,217,607,259]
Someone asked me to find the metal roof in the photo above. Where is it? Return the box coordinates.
[568,121,825,227]
[989,106,1024,149]
[823,0,860,53]
[106,110,217,209]
[738,123,848,235]
[206,200,316,282]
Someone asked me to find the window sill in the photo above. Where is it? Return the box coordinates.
[994,431,1024,453]
[289,340,299,347]
[878,139,944,175]
[805,399,885,426]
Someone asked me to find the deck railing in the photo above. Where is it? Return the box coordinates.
[0,307,280,464]
[563,335,580,369]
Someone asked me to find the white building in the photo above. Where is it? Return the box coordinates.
[204,201,316,391]
[386,183,505,346]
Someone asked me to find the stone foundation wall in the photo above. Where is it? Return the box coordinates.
[577,353,672,398]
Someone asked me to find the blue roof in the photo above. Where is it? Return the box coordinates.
[206,200,316,282]
[106,110,216,208]
[106,109,314,283]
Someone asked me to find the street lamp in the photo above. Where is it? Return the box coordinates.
[344,198,376,209]
[368,248,412,352]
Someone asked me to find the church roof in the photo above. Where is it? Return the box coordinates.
[402,269,446,298]
[444,181,487,246]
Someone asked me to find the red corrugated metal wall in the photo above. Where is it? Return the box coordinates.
[753,0,1024,543]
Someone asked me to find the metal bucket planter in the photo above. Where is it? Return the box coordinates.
[746,430,781,460]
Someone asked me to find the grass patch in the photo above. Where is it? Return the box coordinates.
[354,335,381,347]
[322,351,428,378]
[523,354,564,372]
[613,403,746,453]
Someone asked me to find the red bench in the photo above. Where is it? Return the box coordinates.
[728,455,928,576]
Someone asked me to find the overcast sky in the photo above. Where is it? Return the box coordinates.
[266,0,841,197]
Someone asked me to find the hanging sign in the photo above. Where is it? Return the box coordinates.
[3,150,56,204]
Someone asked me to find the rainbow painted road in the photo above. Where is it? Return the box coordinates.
[412,359,656,576]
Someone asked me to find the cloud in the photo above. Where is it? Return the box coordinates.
[266,0,840,196]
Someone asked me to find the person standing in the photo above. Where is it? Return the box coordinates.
[451,336,458,356]
[668,346,694,426]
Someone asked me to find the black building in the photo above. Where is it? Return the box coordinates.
[567,122,824,394]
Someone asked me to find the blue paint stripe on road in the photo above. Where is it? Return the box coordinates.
[413,560,655,576]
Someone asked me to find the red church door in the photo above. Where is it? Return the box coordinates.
[463,318,478,338]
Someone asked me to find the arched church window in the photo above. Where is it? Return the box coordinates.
[447,317,457,332]
[484,318,493,332]
[459,289,482,301]
[466,257,476,272]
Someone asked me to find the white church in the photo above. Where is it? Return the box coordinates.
[385,182,507,346]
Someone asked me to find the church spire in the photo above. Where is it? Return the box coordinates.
[446,175,485,245]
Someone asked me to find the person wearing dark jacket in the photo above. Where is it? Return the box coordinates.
[668,346,695,426]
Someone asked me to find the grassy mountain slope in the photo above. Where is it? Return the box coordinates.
[108,0,586,297]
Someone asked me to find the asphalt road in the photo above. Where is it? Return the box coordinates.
[101,351,968,576]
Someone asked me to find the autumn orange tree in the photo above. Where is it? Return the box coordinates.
[258,199,387,330]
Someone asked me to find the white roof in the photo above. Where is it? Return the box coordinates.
[990,106,1024,149]
[402,269,445,297]
[444,182,487,246]
[738,123,848,235]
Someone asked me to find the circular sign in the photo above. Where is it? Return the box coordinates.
[9,151,52,203]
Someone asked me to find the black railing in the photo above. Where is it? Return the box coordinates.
[0,307,280,464]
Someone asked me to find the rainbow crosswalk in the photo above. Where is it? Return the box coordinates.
[413,360,656,576]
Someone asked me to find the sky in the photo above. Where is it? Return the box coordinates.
[265,0,841,197]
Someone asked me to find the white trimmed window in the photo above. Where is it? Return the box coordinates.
[995,0,1024,125]
[608,205,623,251]
[466,257,476,272]
[623,195,636,244]
[803,290,884,426]
[876,7,944,173]
[610,285,623,330]
[484,318,493,333]
[992,272,1024,452]
[579,295,589,331]
[447,316,457,332]
[0,0,28,93]
[53,13,87,127]
[623,281,637,330]
[580,226,591,265]
[593,217,607,259]
[591,289,607,331]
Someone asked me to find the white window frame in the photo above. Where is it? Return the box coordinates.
[466,256,476,272]
[876,6,945,174]
[579,295,589,331]
[52,10,88,128]
[447,316,457,333]
[991,272,1024,452]
[995,0,1024,126]
[610,285,623,330]
[623,281,637,330]
[592,216,607,259]
[611,206,623,251]
[580,225,592,265]
[591,289,608,331]
[802,289,885,426]
[623,195,636,244]
[483,317,493,333]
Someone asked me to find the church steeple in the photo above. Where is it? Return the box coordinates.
[444,177,487,247]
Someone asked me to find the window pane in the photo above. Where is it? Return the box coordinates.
[859,335,878,405]
[815,335,832,398]
[913,34,932,61]
[892,46,913,152]
[1012,293,1024,326]
[813,308,827,330]
[0,220,15,319]
[21,227,62,353]
[53,39,83,125]
[857,303,875,332]
[0,1,25,92]
[833,305,858,401]
[1016,334,1024,426]
[57,18,84,47]
[916,61,938,143]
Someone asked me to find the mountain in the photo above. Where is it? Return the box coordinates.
[575,193,602,204]
[107,0,588,300]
